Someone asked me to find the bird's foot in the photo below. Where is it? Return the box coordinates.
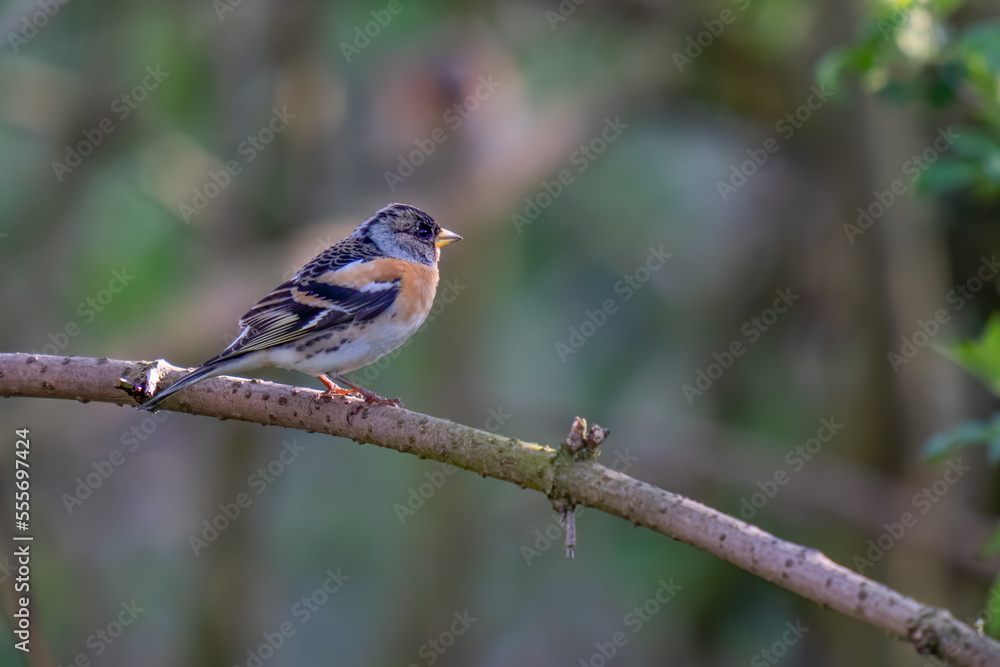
[325,373,402,408]
[346,390,404,422]
[356,389,404,408]
[317,373,403,420]
[316,374,360,402]
[322,373,402,423]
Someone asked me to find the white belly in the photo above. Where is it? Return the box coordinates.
[262,315,427,376]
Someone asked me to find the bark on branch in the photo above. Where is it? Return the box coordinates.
[1,353,998,666]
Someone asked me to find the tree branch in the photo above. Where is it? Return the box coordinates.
[1,353,998,666]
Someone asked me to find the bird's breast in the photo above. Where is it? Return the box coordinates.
[394,261,440,322]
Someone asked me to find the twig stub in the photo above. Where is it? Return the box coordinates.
[563,416,609,461]
[552,498,577,559]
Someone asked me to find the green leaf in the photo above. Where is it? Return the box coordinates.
[925,416,996,460]
[942,315,1000,397]
[951,128,1000,160]
[915,157,980,195]
[961,21,1000,71]
[986,577,1000,638]
[815,42,882,94]
[981,526,1000,558]
[815,48,854,97]
[877,78,924,104]
[988,433,1000,463]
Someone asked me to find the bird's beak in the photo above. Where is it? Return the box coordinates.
[435,228,463,248]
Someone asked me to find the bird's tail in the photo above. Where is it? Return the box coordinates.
[138,361,229,411]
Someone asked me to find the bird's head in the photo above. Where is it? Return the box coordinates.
[364,203,461,265]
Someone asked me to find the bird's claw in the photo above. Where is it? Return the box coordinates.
[345,394,403,424]
[372,396,403,408]
[316,387,359,403]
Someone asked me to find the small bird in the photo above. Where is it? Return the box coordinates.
[138,203,461,412]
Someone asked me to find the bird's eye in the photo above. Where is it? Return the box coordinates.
[417,224,434,240]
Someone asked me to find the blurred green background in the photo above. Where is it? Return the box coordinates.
[2,0,1000,665]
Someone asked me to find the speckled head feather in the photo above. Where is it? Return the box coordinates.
[362,203,443,266]
[297,204,441,279]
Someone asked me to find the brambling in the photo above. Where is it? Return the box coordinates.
[138,203,461,412]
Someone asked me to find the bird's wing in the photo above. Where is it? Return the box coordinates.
[207,260,402,363]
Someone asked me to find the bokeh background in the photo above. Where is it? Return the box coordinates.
[2,0,1000,665]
